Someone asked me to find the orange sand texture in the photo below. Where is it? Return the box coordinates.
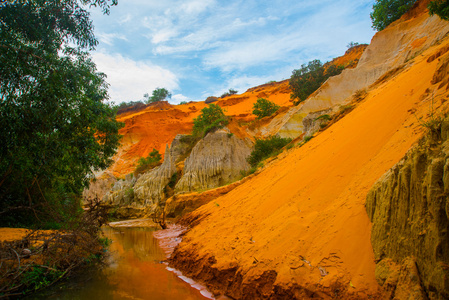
[171,35,449,297]
[0,228,30,242]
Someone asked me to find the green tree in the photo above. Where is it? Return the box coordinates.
[428,0,449,20]
[252,98,280,119]
[0,0,122,226]
[146,88,172,103]
[370,0,417,31]
[135,149,162,174]
[193,104,228,137]
[289,60,344,105]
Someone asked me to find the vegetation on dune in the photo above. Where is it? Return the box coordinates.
[220,89,238,98]
[370,0,449,32]
[428,0,449,20]
[289,59,344,105]
[134,148,162,175]
[192,104,229,137]
[144,87,172,103]
[115,100,146,114]
[347,41,360,48]
[370,0,417,31]
[252,98,280,119]
[247,136,292,168]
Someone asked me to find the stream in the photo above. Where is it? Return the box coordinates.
[26,225,212,300]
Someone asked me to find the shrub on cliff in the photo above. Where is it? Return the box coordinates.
[370,0,417,31]
[220,89,238,98]
[193,104,229,137]
[247,136,292,167]
[135,149,162,174]
[428,0,449,20]
[289,60,344,105]
[252,98,280,119]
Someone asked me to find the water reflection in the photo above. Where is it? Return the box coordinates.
[28,226,207,300]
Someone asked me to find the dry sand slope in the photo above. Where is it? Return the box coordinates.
[169,20,449,300]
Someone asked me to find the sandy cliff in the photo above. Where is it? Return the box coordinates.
[168,5,449,298]
[274,0,449,140]
[175,128,253,193]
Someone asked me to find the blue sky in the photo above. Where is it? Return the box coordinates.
[89,0,376,105]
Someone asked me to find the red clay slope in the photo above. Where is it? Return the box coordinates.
[169,24,449,300]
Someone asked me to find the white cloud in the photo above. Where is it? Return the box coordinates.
[97,32,128,46]
[91,51,179,104]
[89,0,375,101]
[171,94,190,104]
[118,13,132,25]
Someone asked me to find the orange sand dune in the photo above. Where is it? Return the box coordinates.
[170,37,449,297]
[109,46,365,177]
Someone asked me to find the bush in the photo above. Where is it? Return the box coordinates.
[252,98,280,119]
[220,89,238,98]
[193,104,229,137]
[347,41,360,49]
[303,136,313,142]
[370,0,417,31]
[290,60,344,105]
[428,0,449,20]
[247,136,292,167]
[134,148,161,174]
[353,89,368,102]
[145,88,172,103]
[205,96,218,104]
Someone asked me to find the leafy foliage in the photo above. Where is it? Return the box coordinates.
[370,0,417,31]
[145,88,172,103]
[428,0,449,20]
[193,104,229,137]
[247,136,292,168]
[252,98,280,119]
[347,41,360,49]
[134,149,162,175]
[0,0,122,226]
[289,60,344,105]
[220,89,238,98]
[315,114,331,122]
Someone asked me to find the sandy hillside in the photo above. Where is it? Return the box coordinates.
[109,47,365,178]
[169,13,449,300]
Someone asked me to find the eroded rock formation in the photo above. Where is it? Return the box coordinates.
[103,173,136,206]
[169,134,193,163]
[275,0,449,140]
[175,128,253,193]
[366,120,449,299]
[133,144,177,211]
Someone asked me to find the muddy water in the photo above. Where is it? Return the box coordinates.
[29,226,209,300]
